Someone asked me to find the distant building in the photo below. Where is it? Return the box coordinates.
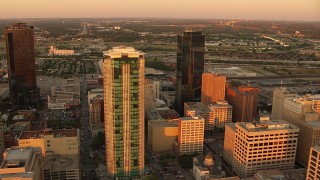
[103,46,145,179]
[241,168,306,180]
[185,101,232,133]
[4,23,38,107]
[223,120,299,178]
[175,31,205,115]
[160,91,175,108]
[89,98,103,124]
[271,87,297,120]
[178,116,204,155]
[148,119,178,152]
[282,95,320,166]
[0,147,43,180]
[307,146,320,180]
[201,73,226,105]
[86,74,103,86]
[226,85,259,122]
[18,129,79,156]
[49,46,75,56]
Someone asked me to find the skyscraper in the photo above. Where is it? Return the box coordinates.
[103,46,145,179]
[201,73,226,105]
[175,31,205,115]
[307,146,320,180]
[4,23,38,107]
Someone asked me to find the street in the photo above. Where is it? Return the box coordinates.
[80,74,97,180]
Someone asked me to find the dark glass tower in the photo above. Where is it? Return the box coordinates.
[4,23,38,107]
[175,31,205,115]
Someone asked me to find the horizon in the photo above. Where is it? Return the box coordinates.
[0,0,319,22]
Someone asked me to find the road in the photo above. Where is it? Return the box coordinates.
[80,74,97,180]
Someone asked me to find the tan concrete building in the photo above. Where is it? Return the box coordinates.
[89,97,103,124]
[185,101,232,133]
[223,120,299,178]
[201,73,226,105]
[148,119,178,152]
[307,146,320,180]
[282,95,320,167]
[0,147,43,180]
[103,46,145,179]
[18,129,79,156]
[271,87,298,120]
[178,116,205,155]
[145,79,160,109]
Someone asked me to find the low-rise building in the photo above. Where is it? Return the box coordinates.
[18,129,79,156]
[44,154,80,180]
[148,119,178,152]
[241,168,306,180]
[0,147,43,180]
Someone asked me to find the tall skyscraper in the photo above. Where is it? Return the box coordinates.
[226,85,259,122]
[201,73,226,105]
[103,46,145,179]
[307,146,320,180]
[175,31,205,115]
[4,23,38,107]
[224,120,299,178]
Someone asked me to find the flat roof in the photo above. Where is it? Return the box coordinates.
[44,155,79,171]
[103,46,144,59]
[238,120,298,132]
[20,129,78,139]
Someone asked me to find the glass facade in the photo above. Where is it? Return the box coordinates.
[175,31,205,115]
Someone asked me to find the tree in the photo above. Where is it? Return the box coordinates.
[90,132,105,150]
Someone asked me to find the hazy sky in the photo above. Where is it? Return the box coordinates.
[0,0,319,21]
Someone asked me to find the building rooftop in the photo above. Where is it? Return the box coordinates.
[185,101,232,114]
[103,46,144,59]
[0,147,41,178]
[44,154,79,172]
[20,129,78,139]
[252,168,306,180]
[238,120,298,132]
[179,116,204,121]
[148,119,178,128]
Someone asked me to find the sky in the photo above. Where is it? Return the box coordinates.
[0,0,319,21]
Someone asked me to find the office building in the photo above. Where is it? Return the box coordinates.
[4,23,38,106]
[175,31,205,115]
[282,95,320,167]
[271,87,298,120]
[89,98,103,124]
[0,147,43,180]
[223,120,299,178]
[201,73,226,105]
[307,146,320,180]
[103,46,145,179]
[178,116,205,155]
[241,169,306,180]
[148,119,178,152]
[18,129,79,156]
[145,79,160,109]
[185,101,232,133]
[226,85,259,122]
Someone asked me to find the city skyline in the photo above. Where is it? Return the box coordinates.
[0,0,319,21]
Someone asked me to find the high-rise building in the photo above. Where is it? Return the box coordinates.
[4,23,38,107]
[223,120,299,178]
[282,95,320,167]
[175,31,205,115]
[0,147,43,180]
[184,101,232,133]
[226,85,259,122]
[307,146,320,180]
[201,73,226,104]
[18,129,80,156]
[178,116,205,155]
[271,87,298,120]
[103,46,145,179]
[89,98,104,124]
[145,79,160,109]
